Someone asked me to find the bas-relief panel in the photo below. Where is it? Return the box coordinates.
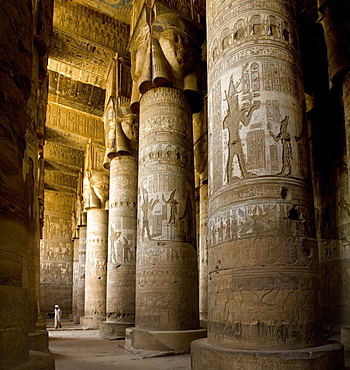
[208,60,307,195]
[137,177,195,244]
[44,141,84,169]
[46,102,104,141]
[138,88,195,244]
[207,0,294,37]
[50,28,114,80]
[40,190,74,310]
[53,0,130,54]
[108,161,137,267]
[48,59,105,88]
[44,171,77,189]
[48,71,105,111]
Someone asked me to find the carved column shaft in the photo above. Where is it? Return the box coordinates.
[136,87,199,330]
[103,155,137,336]
[199,182,208,323]
[206,0,322,349]
[81,208,108,327]
[72,236,80,322]
[76,225,86,321]
[194,102,209,324]
[192,0,344,367]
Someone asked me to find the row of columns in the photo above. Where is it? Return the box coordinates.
[70,0,347,367]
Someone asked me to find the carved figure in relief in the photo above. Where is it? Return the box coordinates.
[110,225,121,264]
[268,116,292,176]
[141,188,159,240]
[223,76,260,181]
[123,237,134,262]
[162,189,178,224]
[338,195,350,218]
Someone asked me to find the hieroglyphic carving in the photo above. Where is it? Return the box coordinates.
[209,80,222,195]
[50,28,115,79]
[53,0,130,53]
[203,0,322,352]
[208,46,301,89]
[44,171,77,189]
[48,58,105,88]
[44,141,84,168]
[46,102,104,141]
[48,70,105,111]
[135,86,199,331]
[223,76,260,181]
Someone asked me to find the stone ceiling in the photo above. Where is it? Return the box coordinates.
[45,0,131,195]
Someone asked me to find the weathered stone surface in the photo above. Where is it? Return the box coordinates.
[40,190,74,314]
[125,327,207,355]
[191,339,344,370]
[0,0,53,366]
[135,87,199,332]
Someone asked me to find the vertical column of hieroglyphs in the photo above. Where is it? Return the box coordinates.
[126,0,206,352]
[80,142,109,328]
[101,100,138,339]
[194,102,209,324]
[206,0,320,350]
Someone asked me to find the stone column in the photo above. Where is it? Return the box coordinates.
[76,224,87,322]
[341,72,350,349]
[80,143,109,328]
[194,103,209,325]
[191,0,343,368]
[318,0,350,348]
[81,208,108,328]
[126,3,206,354]
[100,99,139,339]
[72,236,80,322]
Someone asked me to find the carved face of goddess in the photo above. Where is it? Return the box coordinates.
[121,114,138,142]
[158,27,194,79]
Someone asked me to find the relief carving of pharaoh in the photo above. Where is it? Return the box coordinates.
[130,12,202,113]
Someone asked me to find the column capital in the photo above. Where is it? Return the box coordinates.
[129,1,204,113]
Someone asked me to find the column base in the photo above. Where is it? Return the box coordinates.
[73,315,81,324]
[13,350,55,370]
[80,316,104,329]
[341,326,350,351]
[99,321,134,339]
[125,327,207,356]
[28,330,49,353]
[191,338,344,369]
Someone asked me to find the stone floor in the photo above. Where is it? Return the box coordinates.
[48,320,191,370]
[48,320,350,369]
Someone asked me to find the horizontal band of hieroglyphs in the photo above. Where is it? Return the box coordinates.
[137,246,197,266]
[210,273,320,292]
[209,179,313,215]
[208,0,293,25]
[137,269,197,287]
[53,0,130,53]
[209,236,318,269]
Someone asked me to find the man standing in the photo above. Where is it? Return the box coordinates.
[54,304,62,329]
